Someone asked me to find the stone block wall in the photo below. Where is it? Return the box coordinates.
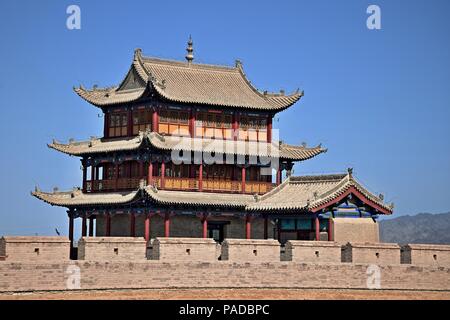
[401,244,450,266]
[0,236,69,262]
[152,237,218,261]
[77,237,146,261]
[221,239,280,262]
[332,218,379,243]
[285,241,342,263]
[342,242,401,265]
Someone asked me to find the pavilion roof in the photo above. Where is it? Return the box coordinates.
[31,185,254,209]
[31,171,392,214]
[74,49,302,111]
[247,171,394,214]
[48,131,326,161]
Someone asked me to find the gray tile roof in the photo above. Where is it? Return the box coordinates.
[75,49,302,110]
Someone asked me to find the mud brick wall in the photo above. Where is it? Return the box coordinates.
[285,241,342,263]
[401,244,450,266]
[221,239,280,262]
[77,237,146,261]
[1,260,449,292]
[0,237,70,262]
[342,242,401,265]
[333,218,379,243]
[152,237,218,261]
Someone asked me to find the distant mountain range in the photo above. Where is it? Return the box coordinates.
[379,212,450,244]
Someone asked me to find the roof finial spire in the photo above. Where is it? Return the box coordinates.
[185,35,194,65]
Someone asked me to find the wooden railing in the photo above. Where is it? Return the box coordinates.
[86,177,274,194]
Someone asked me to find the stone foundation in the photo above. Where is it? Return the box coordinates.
[401,244,450,266]
[77,237,146,261]
[342,242,401,265]
[221,239,280,262]
[0,236,69,262]
[285,241,342,263]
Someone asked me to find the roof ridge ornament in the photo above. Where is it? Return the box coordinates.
[347,167,353,177]
[185,35,194,65]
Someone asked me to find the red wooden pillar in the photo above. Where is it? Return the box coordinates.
[276,168,281,186]
[130,213,135,237]
[68,213,74,254]
[198,163,203,191]
[267,115,272,143]
[202,216,208,239]
[81,215,87,237]
[241,166,246,194]
[82,163,87,192]
[189,108,195,137]
[152,109,158,133]
[164,212,170,237]
[91,165,95,183]
[264,215,268,239]
[104,112,109,138]
[144,214,151,242]
[147,161,153,185]
[161,161,165,189]
[315,216,320,241]
[328,217,333,241]
[89,216,94,237]
[245,215,251,240]
[105,213,111,236]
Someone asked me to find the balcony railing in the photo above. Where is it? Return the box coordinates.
[86,177,274,194]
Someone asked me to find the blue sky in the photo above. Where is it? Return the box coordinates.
[0,0,449,236]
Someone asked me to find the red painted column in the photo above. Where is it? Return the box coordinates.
[189,108,195,137]
[81,215,87,237]
[147,161,153,185]
[267,115,272,143]
[241,166,246,194]
[68,213,74,256]
[276,168,281,186]
[130,213,135,237]
[164,213,170,237]
[202,217,208,239]
[232,112,239,141]
[198,163,203,191]
[105,213,111,237]
[245,215,251,240]
[161,161,165,189]
[104,112,109,138]
[328,218,333,241]
[152,109,158,133]
[315,216,320,241]
[144,214,151,242]
[264,215,268,239]
[82,163,87,192]
[89,216,94,237]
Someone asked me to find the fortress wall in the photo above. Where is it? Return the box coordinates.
[285,241,342,263]
[152,237,218,262]
[401,244,450,266]
[333,218,379,243]
[0,237,69,262]
[77,237,146,261]
[0,260,449,293]
[221,239,280,262]
[342,242,401,265]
